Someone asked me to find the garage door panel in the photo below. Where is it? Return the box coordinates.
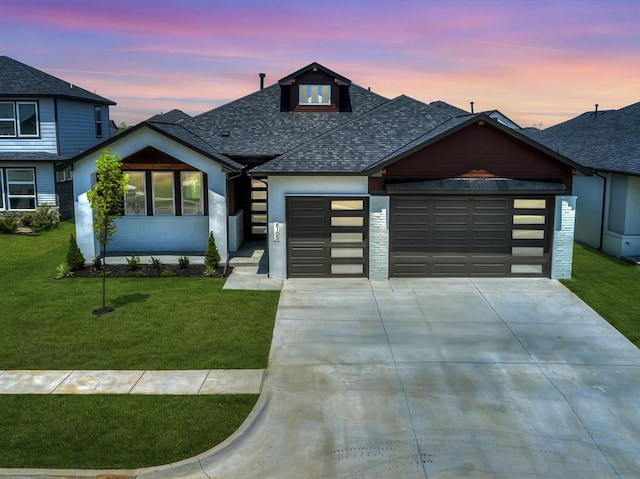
[390,196,551,277]
[287,196,368,278]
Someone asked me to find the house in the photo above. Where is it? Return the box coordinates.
[528,102,640,261]
[0,56,115,219]
[63,62,588,278]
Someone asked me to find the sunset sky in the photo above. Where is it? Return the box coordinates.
[1,0,638,129]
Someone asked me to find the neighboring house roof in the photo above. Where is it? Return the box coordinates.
[483,110,522,129]
[526,102,640,176]
[182,83,389,157]
[147,109,192,124]
[0,152,67,162]
[0,56,116,105]
[429,100,469,117]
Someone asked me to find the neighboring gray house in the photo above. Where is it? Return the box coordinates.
[529,103,640,261]
[63,62,587,279]
[0,56,115,218]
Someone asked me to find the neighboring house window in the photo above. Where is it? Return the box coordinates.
[299,85,331,105]
[125,171,147,215]
[124,170,205,216]
[0,101,39,137]
[5,168,36,210]
[94,106,103,138]
[152,172,175,215]
[181,172,203,215]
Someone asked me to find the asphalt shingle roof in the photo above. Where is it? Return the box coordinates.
[182,83,389,157]
[526,102,640,176]
[0,152,67,162]
[0,56,115,105]
[147,109,192,124]
[252,96,470,174]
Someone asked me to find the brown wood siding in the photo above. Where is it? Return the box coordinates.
[290,69,340,112]
[384,123,573,189]
[120,146,196,170]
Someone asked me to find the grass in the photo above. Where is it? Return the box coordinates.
[0,221,280,468]
[0,395,257,469]
[0,221,280,369]
[561,242,640,348]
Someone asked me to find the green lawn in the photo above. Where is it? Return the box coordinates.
[0,221,280,369]
[561,242,640,348]
[0,221,279,468]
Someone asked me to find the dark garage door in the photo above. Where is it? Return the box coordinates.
[390,196,552,277]
[287,196,369,278]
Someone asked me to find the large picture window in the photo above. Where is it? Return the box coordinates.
[0,101,39,137]
[124,172,146,215]
[299,85,331,105]
[124,170,205,217]
[6,168,36,210]
[181,172,203,215]
[152,172,175,215]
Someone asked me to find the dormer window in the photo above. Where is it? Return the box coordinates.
[299,85,331,106]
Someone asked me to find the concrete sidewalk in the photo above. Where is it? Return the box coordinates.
[0,369,264,395]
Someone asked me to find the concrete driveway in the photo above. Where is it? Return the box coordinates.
[156,277,639,479]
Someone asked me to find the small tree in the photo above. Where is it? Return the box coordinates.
[204,231,221,269]
[66,233,86,271]
[86,150,128,315]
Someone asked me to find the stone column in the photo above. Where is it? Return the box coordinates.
[369,195,390,280]
[551,195,577,279]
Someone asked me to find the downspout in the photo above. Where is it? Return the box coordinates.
[595,170,607,250]
[223,170,244,277]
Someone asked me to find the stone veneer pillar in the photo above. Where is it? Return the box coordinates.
[369,195,390,280]
[551,195,577,279]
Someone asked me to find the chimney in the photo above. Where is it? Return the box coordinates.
[470,101,474,114]
[259,73,266,90]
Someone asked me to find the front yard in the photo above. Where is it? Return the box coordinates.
[0,221,280,468]
[561,242,640,348]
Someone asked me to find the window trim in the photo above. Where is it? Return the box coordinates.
[0,101,40,138]
[5,167,37,210]
[0,169,4,210]
[180,171,204,216]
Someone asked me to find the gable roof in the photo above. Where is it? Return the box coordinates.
[59,120,242,172]
[182,82,388,157]
[278,62,351,86]
[251,100,586,176]
[526,102,640,176]
[0,56,116,105]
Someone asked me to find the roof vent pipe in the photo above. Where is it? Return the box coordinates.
[470,101,474,114]
[259,73,266,90]
[595,103,599,116]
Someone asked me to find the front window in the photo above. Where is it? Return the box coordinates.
[0,101,39,137]
[152,172,175,215]
[6,168,36,210]
[299,85,331,105]
[181,171,203,215]
[125,171,146,215]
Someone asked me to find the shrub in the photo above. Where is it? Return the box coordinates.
[55,262,73,279]
[134,270,147,277]
[204,232,220,269]
[160,270,176,277]
[92,255,103,270]
[149,256,162,270]
[23,204,59,233]
[126,254,140,271]
[203,264,217,277]
[178,256,190,269]
[66,234,86,271]
[0,215,18,234]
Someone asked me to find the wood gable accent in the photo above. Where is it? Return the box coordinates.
[120,146,197,171]
[279,63,352,113]
[382,121,574,189]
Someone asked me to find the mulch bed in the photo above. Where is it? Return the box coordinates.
[72,264,226,278]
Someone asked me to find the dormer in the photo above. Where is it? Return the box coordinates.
[279,62,352,112]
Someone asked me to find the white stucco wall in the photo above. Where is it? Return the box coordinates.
[73,127,229,261]
[267,175,369,279]
[602,173,640,258]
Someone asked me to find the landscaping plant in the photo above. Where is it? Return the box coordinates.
[86,150,129,315]
[204,231,220,268]
[66,234,86,271]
